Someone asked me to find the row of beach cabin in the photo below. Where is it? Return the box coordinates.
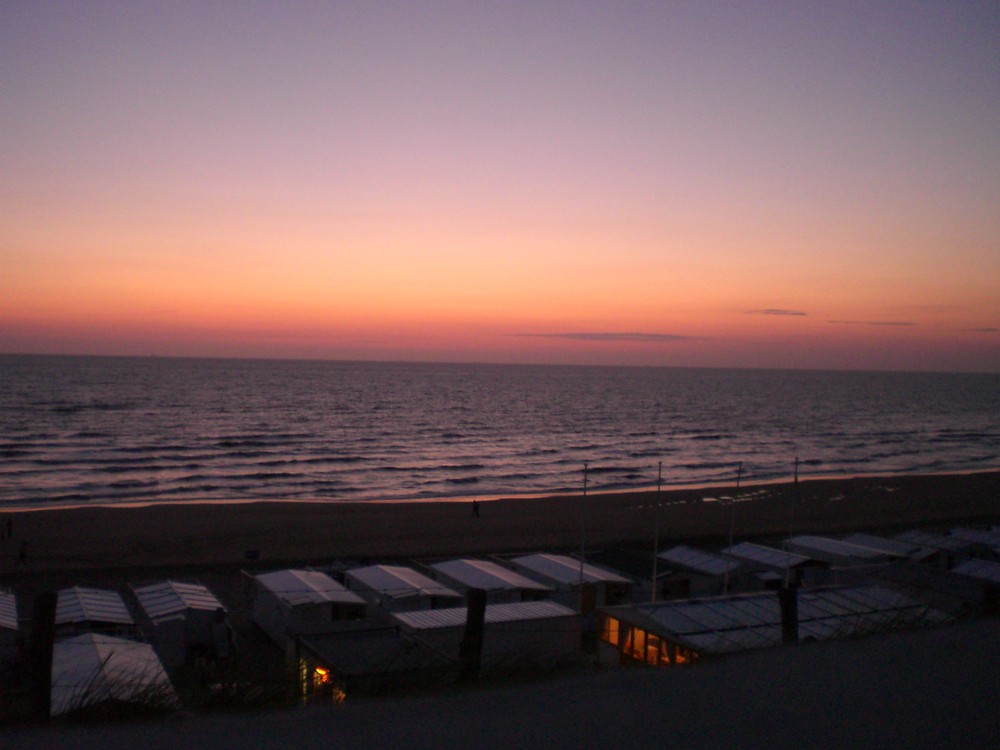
[1,580,231,718]
[3,523,998,715]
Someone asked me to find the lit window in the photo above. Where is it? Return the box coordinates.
[602,616,620,646]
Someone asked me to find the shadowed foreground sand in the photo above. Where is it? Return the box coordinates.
[8,615,999,750]
[2,471,999,575]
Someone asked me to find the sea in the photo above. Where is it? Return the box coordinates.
[1,354,998,510]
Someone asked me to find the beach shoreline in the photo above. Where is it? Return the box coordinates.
[1,470,998,577]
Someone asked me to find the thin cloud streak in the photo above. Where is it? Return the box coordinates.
[748,309,808,317]
[515,332,694,343]
[828,320,918,327]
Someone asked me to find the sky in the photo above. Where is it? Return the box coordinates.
[2,1,999,372]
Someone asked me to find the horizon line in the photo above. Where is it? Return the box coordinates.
[1,350,997,377]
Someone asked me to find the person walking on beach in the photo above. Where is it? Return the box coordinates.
[472,499,480,517]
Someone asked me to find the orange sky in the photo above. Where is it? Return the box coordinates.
[2,4,998,371]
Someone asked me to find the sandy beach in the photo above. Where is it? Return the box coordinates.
[2,471,998,579]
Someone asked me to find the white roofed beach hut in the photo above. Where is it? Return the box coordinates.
[841,533,939,563]
[345,564,463,614]
[786,535,901,567]
[55,587,134,638]
[393,600,581,674]
[50,633,178,718]
[894,529,977,567]
[657,545,745,598]
[428,559,553,604]
[132,581,231,670]
[507,553,633,612]
[721,542,820,586]
[249,569,366,649]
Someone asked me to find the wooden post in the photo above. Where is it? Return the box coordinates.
[723,462,742,594]
[29,590,57,722]
[459,588,487,683]
[780,584,799,644]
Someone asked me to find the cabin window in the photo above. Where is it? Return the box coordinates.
[629,628,646,660]
[601,616,620,646]
[645,634,660,666]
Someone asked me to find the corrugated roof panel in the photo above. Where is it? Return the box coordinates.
[611,584,952,657]
[0,590,17,631]
[430,559,553,592]
[722,542,811,569]
[255,569,365,607]
[894,530,969,552]
[721,596,779,625]
[788,535,893,561]
[658,545,740,577]
[346,565,462,601]
[511,553,632,585]
[952,559,1000,584]
[842,533,922,557]
[134,581,225,621]
[56,587,133,626]
[393,600,576,631]
[951,527,1000,547]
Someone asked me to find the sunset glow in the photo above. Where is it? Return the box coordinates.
[2,3,998,371]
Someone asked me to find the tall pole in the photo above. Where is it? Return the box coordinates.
[651,461,662,603]
[785,456,799,588]
[723,461,742,594]
[579,462,588,612]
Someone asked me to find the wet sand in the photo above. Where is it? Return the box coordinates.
[1,471,998,577]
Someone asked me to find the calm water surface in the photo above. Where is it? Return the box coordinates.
[1,355,998,508]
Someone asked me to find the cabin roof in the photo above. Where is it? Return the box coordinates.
[429,559,553,592]
[133,581,226,621]
[393,600,576,631]
[721,542,811,569]
[56,587,133,627]
[346,565,462,601]
[952,558,1000,585]
[510,553,632,586]
[658,545,741,577]
[606,584,950,656]
[255,569,365,607]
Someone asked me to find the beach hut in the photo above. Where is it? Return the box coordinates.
[657,545,745,598]
[785,535,900,568]
[841,533,939,563]
[507,553,633,612]
[344,564,464,614]
[720,542,820,586]
[55,587,135,638]
[393,600,581,673]
[597,584,952,669]
[949,527,1000,559]
[893,529,978,568]
[50,633,178,718]
[427,559,553,604]
[249,569,366,648]
[951,558,1000,613]
[132,581,231,670]
[1,589,18,669]
[296,626,458,701]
